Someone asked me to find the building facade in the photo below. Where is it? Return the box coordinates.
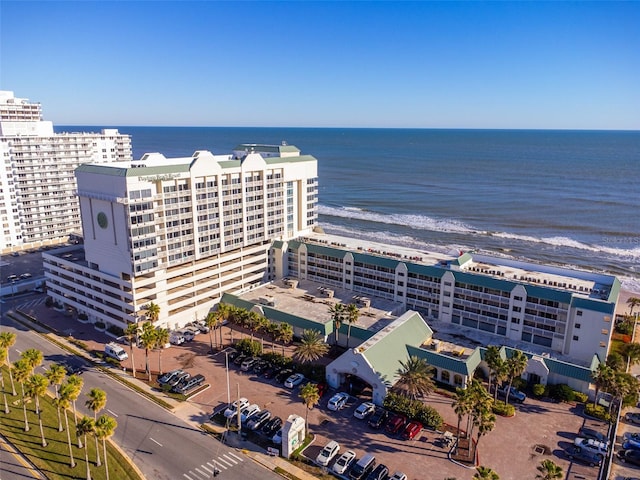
[44,145,318,330]
[0,91,132,252]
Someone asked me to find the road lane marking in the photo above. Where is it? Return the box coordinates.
[222,453,237,464]
[15,349,22,354]
[227,451,243,462]
[195,467,209,478]
[209,460,227,470]
[149,437,162,447]
[106,409,118,417]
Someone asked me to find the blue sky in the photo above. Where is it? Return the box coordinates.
[1,1,639,129]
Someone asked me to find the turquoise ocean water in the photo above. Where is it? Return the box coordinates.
[60,127,640,292]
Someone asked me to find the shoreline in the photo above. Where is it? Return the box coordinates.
[617,289,640,318]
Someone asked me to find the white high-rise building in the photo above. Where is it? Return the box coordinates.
[0,91,132,252]
[43,144,318,329]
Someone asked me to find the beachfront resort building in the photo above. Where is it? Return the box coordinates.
[0,90,132,253]
[43,144,318,328]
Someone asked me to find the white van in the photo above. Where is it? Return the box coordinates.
[104,342,128,361]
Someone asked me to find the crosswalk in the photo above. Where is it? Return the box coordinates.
[18,297,47,310]
[183,451,244,479]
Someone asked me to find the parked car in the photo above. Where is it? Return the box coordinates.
[316,440,340,467]
[565,446,602,467]
[623,432,640,450]
[233,354,247,366]
[386,413,407,434]
[402,421,423,440]
[181,329,195,342]
[389,472,407,480]
[272,429,283,444]
[275,368,294,383]
[240,404,261,423]
[224,397,250,418]
[174,374,205,394]
[498,385,526,403]
[241,357,259,372]
[574,437,607,457]
[20,273,32,279]
[368,407,388,429]
[284,373,306,389]
[168,371,190,387]
[365,464,389,480]
[623,439,640,451]
[261,416,283,436]
[226,348,240,361]
[626,412,640,425]
[194,320,209,333]
[169,332,185,345]
[262,364,280,379]
[333,450,357,475]
[618,448,640,467]
[253,360,270,374]
[305,381,328,397]
[247,410,271,430]
[327,392,350,411]
[158,369,184,385]
[579,427,608,445]
[354,401,376,420]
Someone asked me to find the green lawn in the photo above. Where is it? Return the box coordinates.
[0,368,142,480]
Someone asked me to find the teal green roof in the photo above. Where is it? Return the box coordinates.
[608,277,621,304]
[306,243,345,259]
[452,270,514,293]
[406,263,446,279]
[76,164,129,176]
[523,284,573,304]
[272,240,284,249]
[360,313,433,387]
[408,345,481,376]
[452,253,473,267]
[265,154,316,165]
[351,252,401,270]
[502,346,595,383]
[571,296,615,315]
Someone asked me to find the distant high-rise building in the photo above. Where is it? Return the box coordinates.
[0,90,132,252]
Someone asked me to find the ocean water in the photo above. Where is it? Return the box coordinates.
[60,127,640,292]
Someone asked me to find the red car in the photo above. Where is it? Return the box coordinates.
[385,413,407,434]
[402,421,423,440]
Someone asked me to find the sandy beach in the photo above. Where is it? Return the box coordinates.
[617,288,640,317]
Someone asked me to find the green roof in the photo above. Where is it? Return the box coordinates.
[452,270,514,293]
[502,346,596,383]
[406,263,446,279]
[607,277,621,304]
[306,243,345,259]
[571,296,615,315]
[351,252,401,270]
[265,154,316,165]
[523,284,573,304]
[408,345,481,376]
[359,312,433,387]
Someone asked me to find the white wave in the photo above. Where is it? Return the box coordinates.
[620,276,640,296]
[318,204,476,234]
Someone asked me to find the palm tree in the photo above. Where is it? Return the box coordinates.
[345,303,360,348]
[67,374,84,447]
[139,322,157,381]
[466,380,493,450]
[205,311,222,352]
[154,327,170,375]
[627,297,640,315]
[56,383,76,467]
[86,388,107,466]
[25,373,49,447]
[76,416,95,480]
[124,322,140,378]
[504,350,528,406]
[474,410,496,453]
[276,323,294,356]
[394,355,436,400]
[623,342,640,372]
[293,329,329,364]
[0,347,10,413]
[95,414,117,480]
[484,346,502,397]
[145,301,161,323]
[45,363,67,431]
[299,382,320,433]
[0,332,17,395]
[452,386,473,447]
[328,302,345,345]
[473,466,499,480]
[592,363,614,407]
[11,359,31,432]
[20,348,43,371]
[535,459,563,479]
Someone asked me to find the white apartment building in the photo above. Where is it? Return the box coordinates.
[274,233,620,365]
[43,144,318,330]
[0,91,132,252]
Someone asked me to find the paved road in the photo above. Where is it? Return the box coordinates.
[1,315,282,480]
[0,434,43,480]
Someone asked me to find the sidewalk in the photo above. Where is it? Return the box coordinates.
[8,307,320,480]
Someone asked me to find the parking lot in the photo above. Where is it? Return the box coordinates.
[9,300,614,480]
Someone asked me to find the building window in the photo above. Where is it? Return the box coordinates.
[577,310,583,316]
[514,295,523,301]
[441,371,450,383]
[573,335,579,341]
[601,329,609,335]
[575,323,581,329]
[444,281,452,287]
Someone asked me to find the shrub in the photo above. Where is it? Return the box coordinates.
[94,321,106,329]
[107,324,124,336]
[77,312,88,321]
[624,389,639,408]
[584,403,611,422]
[262,352,292,367]
[45,296,54,307]
[616,319,634,335]
[492,400,515,417]
[236,338,261,356]
[573,391,589,403]
[548,384,575,403]
[383,392,443,430]
[532,384,546,397]
[512,377,527,391]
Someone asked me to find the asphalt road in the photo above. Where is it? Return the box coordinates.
[0,315,282,480]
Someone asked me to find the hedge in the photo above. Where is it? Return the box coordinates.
[584,403,611,422]
[492,400,515,417]
[383,392,443,430]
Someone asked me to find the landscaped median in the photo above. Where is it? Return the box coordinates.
[0,367,143,480]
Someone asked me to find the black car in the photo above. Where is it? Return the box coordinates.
[619,448,640,467]
[366,464,389,480]
[247,410,271,431]
[233,354,247,366]
[253,360,270,374]
[226,348,240,362]
[578,427,608,444]
[368,407,388,429]
[262,416,283,436]
[275,368,294,384]
[262,365,281,379]
[565,446,602,467]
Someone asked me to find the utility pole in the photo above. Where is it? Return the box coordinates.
[236,383,241,439]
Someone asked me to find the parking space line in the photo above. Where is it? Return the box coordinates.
[149,437,162,447]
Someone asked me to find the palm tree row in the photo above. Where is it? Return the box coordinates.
[484,346,528,405]
[451,379,496,460]
[328,302,360,347]
[592,360,638,414]
[123,320,171,380]
[1,334,118,479]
